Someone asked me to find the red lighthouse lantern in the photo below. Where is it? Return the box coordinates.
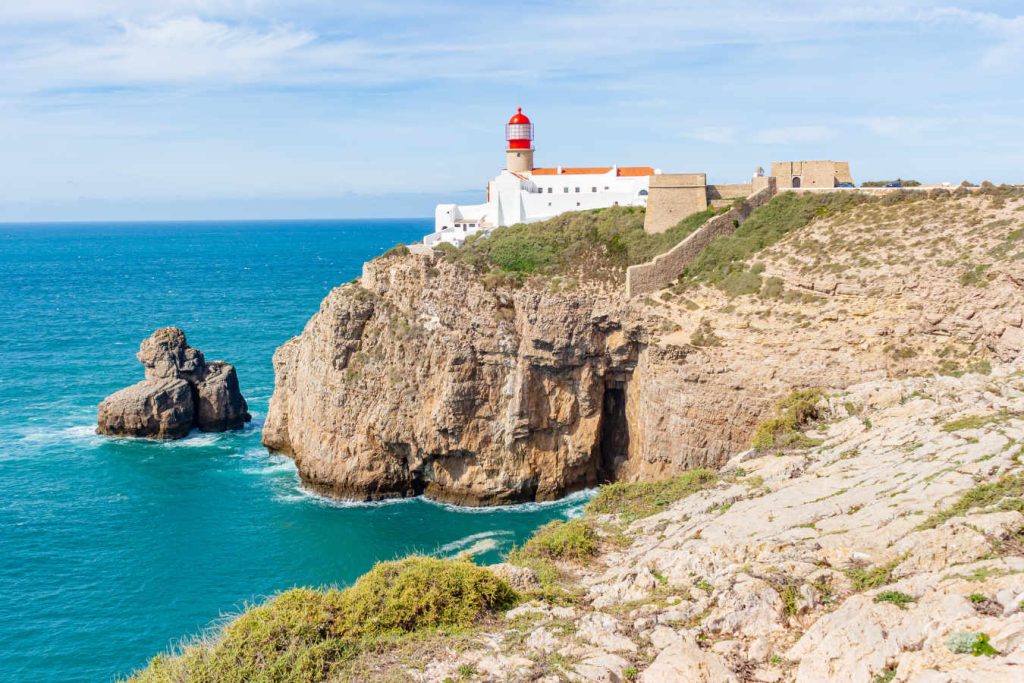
[505,107,535,172]
[506,107,533,149]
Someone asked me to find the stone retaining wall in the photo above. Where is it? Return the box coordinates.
[626,182,776,298]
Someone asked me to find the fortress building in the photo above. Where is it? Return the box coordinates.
[771,160,853,189]
[423,108,660,246]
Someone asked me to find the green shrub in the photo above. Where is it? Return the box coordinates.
[873,590,916,608]
[508,518,597,563]
[945,631,999,656]
[380,243,410,258]
[448,204,721,279]
[689,318,721,346]
[129,557,516,682]
[751,388,824,450]
[587,469,717,522]
[918,474,1024,530]
[846,557,904,591]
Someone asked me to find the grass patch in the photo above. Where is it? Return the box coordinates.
[128,557,516,682]
[873,590,916,609]
[918,474,1024,530]
[941,411,1011,432]
[586,469,718,522]
[846,556,904,591]
[507,518,597,563]
[751,388,825,450]
[448,204,720,278]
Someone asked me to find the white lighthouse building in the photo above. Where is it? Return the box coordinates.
[423,108,659,247]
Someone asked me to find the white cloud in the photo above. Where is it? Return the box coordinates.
[7,16,319,86]
[2,1,1019,93]
[930,7,1024,68]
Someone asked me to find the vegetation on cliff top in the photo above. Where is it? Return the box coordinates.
[442,204,720,279]
[129,556,516,683]
[676,191,871,296]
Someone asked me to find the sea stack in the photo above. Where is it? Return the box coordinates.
[97,327,251,439]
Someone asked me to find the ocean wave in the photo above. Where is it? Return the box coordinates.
[280,483,596,515]
[242,457,296,476]
[451,538,500,557]
[16,423,103,447]
[421,487,597,514]
[278,485,417,509]
[436,530,513,555]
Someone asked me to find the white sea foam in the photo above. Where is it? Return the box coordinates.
[279,485,417,509]
[454,538,499,557]
[242,458,296,476]
[436,530,512,554]
[17,423,102,447]
[279,483,597,513]
[422,487,597,514]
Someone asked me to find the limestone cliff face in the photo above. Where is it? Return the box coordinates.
[262,255,642,505]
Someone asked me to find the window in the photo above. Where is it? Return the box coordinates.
[639,189,649,196]
[547,187,552,193]
[576,202,580,206]
[575,187,580,193]
[604,186,609,190]
[564,187,569,193]
[592,187,597,192]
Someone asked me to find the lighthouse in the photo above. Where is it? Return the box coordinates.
[424,107,659,246]
[505,107,534,173]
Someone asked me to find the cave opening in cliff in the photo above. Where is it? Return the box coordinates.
[599,384,630,481]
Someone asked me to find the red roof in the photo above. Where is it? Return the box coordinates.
[531,166,655,177]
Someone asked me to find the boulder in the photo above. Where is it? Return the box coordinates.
[97,327,250,439]
[96,378,194,439]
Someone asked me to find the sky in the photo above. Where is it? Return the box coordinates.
[0,1,1022,221]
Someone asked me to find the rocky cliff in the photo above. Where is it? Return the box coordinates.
[263,189,1024,504]
[98,327,250,439]
[262,254,640,505]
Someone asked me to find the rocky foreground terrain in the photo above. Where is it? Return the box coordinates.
[98,327,250,439]
[263,189,1024,505]
[386,365,1024,682]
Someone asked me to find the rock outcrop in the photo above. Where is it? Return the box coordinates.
[262,255,639,505]
[98,327,250,439]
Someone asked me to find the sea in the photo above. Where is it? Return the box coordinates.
[0,219,590,682]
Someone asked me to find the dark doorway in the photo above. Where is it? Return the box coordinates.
[792,176,802,188]
[599,386,630,480]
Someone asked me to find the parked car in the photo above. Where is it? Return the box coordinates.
[885,180,903,188]
[837,182,855,188]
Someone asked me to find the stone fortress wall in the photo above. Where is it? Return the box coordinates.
[626,180,777,298]
[644,174,779,234]
[771,160,853,189]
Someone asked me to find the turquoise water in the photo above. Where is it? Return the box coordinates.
[0,220,589,682]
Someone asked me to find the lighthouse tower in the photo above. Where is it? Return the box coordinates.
[505,107,534,173]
